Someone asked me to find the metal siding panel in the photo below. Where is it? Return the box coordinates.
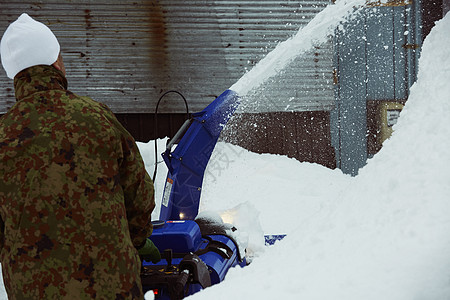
[393,5,408,100]
[408,0,422,90]
[365,7,395,100]
[0,0,334,114]
[335,11,368,176]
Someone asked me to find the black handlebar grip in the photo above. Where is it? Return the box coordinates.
[175,269,190,295]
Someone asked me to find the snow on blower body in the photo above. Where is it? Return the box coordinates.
[141,90,283,299]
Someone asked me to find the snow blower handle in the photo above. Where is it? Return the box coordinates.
[166,118,193,152]
[175,269,190,296]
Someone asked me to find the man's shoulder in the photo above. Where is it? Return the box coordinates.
[65,90,103,107]
[64,91,129,135]
[61,91,115,117]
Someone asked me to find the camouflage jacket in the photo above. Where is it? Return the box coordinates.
[0,65,155,299]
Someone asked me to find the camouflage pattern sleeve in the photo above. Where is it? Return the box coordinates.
[103,106,155,248]
[0,215,4,252]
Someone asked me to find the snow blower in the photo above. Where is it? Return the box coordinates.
[140,90,285,299]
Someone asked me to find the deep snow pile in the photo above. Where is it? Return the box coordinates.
[185,12,450,299]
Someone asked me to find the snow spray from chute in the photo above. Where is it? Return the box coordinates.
[160,0,366,226]
[197,0,367,233]
[231,0,365,97]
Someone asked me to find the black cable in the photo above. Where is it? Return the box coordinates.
[153,90,189,182]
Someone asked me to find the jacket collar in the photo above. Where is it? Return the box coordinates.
[13,65,68,101]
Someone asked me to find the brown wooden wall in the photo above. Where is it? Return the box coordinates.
[221,111,336,169]
[115,113,189,143]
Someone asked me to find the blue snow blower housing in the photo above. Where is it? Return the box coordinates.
[159,89,239,221]
[141,219,246,299]
[140,90,245,299]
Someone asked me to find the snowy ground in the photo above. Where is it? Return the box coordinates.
[0,2,448,300]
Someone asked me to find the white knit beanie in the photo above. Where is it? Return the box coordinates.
[0,13,60,79]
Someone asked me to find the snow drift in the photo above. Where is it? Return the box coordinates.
[188,12,450,300]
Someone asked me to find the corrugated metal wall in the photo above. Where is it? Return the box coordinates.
[223,111,336,168]
[0,1,164,113]
[1,0,333,114]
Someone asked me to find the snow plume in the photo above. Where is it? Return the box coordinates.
[230,0,365,96]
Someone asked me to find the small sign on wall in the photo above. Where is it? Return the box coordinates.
[378,102,405,146]
[386,109,402,127]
